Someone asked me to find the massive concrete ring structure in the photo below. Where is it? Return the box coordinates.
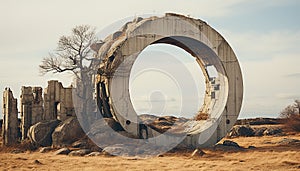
[96,13,243,148]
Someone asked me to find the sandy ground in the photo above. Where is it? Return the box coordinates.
[0,132,299,171]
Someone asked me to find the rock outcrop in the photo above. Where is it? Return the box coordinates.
[139,114,188,134]
[235,118,282,125]
[228,125,284,138]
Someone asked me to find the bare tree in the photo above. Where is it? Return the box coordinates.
[40,25,100,127]
[281,100,300,132]
[294,100,300,114]
[279,99,300,118]
[40,25,98,78]
[280,104,298,118]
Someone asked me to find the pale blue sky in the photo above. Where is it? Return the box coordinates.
[0,0,300,119]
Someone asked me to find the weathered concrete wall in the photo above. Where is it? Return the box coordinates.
[44,80,74,121]
[95,13,243,148]
[20,86,43,140]
[2,88,18,146]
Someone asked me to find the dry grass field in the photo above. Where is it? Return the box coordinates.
[0,130,299,171]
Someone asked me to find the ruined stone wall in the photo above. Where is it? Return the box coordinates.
[20,86,43,140]
[2,80,75,145]
[44,80,74,121]
[2,88,18,146]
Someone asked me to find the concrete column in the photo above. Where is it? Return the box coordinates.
[2,88,19,146]
[20,86,43,140]
[20,86,32,141]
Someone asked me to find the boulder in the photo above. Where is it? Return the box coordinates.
[88,118,124,136]
[52,117,85,147]
[10,149,24,154]
[191,149,205,157]
[87,118,133,147]
[39,147,52,153]
[139,114,188,134]
[263,127,283,136]
[248,146,256,149]
[71,140,87,148]
[103,144,133,156]
[70,137,102,152]
[86,152,102,157]
[223,140,240,148]
[235,118,281,125]
[32,160,42,165]
[228,125,254,137]
[54,148,71,155]
[277,138,300,145]
[68,149,91,156]
[28,120,61,147]
[102,143,169,157]
[253,127,267,136]
[89,130,140,149]
[214,140,243,151]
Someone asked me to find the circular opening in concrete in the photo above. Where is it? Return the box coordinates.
[129,43,206,119]
[110,35,229,138]
[79,14,242,154]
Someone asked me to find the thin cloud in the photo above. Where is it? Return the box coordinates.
[276,93,300,100]
[285,73,300,78]
[222,30,300,62]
